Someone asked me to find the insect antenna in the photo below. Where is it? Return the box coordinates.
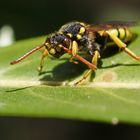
[10,44,45,65]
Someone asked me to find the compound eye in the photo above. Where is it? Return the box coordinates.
[63,38,70,47]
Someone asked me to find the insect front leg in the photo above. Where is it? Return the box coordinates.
[69,41,79,64]
[106,31,140,61]
[38,49,49,73]
[75,50,100,85]
[71,40,78,56]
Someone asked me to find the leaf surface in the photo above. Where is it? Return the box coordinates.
[1,27,140,124]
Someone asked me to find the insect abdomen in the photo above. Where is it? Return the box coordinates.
[108,28,133,42]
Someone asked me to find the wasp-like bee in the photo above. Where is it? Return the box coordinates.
[10,21,140,85]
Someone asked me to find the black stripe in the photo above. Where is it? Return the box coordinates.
[117,28,120,38]
[123,28,126,40]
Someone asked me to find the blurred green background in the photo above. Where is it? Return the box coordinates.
[1,0,140,139]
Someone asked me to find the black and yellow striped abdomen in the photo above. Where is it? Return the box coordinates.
[97,27,133,49]
[106,27,133,43]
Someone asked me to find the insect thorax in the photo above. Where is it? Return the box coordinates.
[59,22,91,48]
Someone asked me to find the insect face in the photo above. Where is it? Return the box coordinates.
[45,33,71,58]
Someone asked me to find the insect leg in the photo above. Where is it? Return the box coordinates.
[68,41,79,64]
[71,40,78,56]
[38,49,49,73]
[74,50,100,85]
[106,31,140,61]
[60,45,97,70]
[69,56,78,64]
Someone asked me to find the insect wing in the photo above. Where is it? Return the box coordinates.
[86,21,138,32]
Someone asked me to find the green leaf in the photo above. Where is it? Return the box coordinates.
[1,27,140,125]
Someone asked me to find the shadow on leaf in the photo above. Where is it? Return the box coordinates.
[101,63,140,69]
[39,61,96,86]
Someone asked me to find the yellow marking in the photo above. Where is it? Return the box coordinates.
[67,33,73,38]
[59,31,63,34]
[125,28,133,41]
[77,34,82,40]
[72,41,78,56]
[109,29,118,37]
[98,31,104,36]
[106,31,126,48]
[80,22,86,26]
[49,48,56,54]
[45,42,49,46]
[45,43,51,49]
[79,27,85,34]
[118,28,125,39]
